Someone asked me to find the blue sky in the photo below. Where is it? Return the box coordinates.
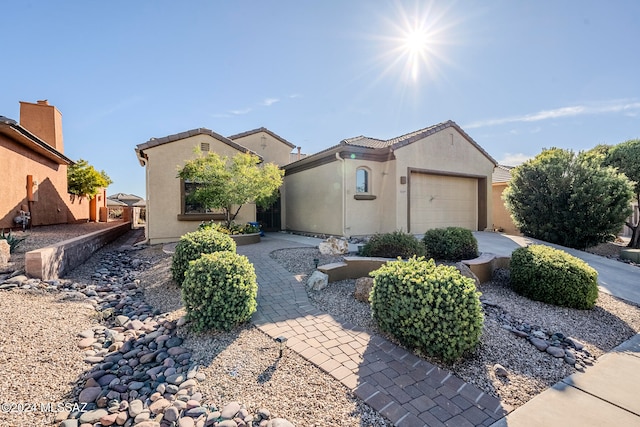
[2,1,638,198]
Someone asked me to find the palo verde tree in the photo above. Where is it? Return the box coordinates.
[177,151,284,227]
[602,139,640,248]
[503,148,634,249]
[67,159,113,198]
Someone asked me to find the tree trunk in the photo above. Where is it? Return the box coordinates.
[628,194,640,249]
[630,228,640,248]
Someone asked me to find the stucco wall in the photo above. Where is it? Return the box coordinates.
[0,136,87,228]
[143,134,255,244]
[283,160,343,236]
[492,183,520,235]
[231,132,292,166]
[392,129,495,232]
[283,127,495,237]
[342,158,397,236]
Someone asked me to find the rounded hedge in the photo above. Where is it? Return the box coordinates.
[360,231,426,258]
[171,229,236,286]
[370,257,483,362]
[423,227,478,261]
[181,251,257,332]
[510,245,598,309]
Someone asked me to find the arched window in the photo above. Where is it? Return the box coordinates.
[356,168,369,193]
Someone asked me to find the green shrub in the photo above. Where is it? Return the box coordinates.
[198,221,260,235]
[360,231,426,258]
[171,229,236,286]
[510,245,598,309]
[370,257,483,362]
[182,251,257,332]
[0,229,26,254]
[423,227,478,261]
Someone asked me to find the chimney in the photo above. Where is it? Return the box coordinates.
[297,146,301,160]
[19,100,64,153]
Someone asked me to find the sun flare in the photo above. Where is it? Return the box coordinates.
[372,1,457,85]
[402,27,431,81]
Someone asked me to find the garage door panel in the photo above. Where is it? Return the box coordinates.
[410,173,477,232]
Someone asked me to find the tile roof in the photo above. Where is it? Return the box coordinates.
[135,128,261,165]
[341,135,388,149]
[228,127,297,149]
[342,120,497,165]
[492,165,513,183]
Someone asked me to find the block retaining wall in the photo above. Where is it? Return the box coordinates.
[26,222,131,280]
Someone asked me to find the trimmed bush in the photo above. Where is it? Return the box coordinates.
[360,231,426,258]
[199,220,260,235]
[370,257,483,362]
[510,245,598,309]
[171,229,236,286]
[423,227,478,261]
[182,251,257,332]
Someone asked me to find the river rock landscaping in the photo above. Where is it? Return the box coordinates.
[0,228,390,427]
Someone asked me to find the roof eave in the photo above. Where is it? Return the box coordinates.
[0,119,72,165]
[136,128,263,165]
[228,127,297,149]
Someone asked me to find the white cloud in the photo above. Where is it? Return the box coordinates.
[262,98,280,107]
[497,153,533,166]
[465,100,640,129]
[229,108,252,115]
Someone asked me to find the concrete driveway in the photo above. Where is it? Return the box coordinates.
[474,232,640,306]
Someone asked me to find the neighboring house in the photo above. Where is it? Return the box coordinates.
[282,120,497,237]
[135,127,297,244]
[491,165,520,235]
[106,198,128,207]
[0,100,102,229]
[108,193,145,207]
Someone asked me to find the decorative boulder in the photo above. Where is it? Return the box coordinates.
[0,240,9,265]
[354,277,373,303]
[318,237,349,255]
[306,270,329,291]
[455,262,480,287]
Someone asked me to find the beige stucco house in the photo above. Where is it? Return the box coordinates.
[137,120,497,243]
[135,127,297,244]
[282,120,497,237]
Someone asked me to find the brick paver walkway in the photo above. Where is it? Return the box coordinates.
[237,236,511,427]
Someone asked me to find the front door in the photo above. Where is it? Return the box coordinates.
[257,193,281,231]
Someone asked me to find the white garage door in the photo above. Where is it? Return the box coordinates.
[409,173,478,232]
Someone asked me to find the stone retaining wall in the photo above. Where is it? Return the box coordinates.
[25,222,131,280]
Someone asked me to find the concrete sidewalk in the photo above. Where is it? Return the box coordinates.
[490,335,640,427]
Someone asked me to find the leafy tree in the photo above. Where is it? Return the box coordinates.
[603,139,640,248]
[67,159,112,198]
[503,148,634,249]
[178,151,284,227]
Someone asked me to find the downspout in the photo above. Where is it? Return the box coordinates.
[335,152,348,237]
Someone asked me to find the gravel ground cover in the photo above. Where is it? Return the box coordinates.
[269,246,640,409]
[0,226,391,427]
[5,222,116,273]
[135,244,393,427]
[1,224,638,426]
